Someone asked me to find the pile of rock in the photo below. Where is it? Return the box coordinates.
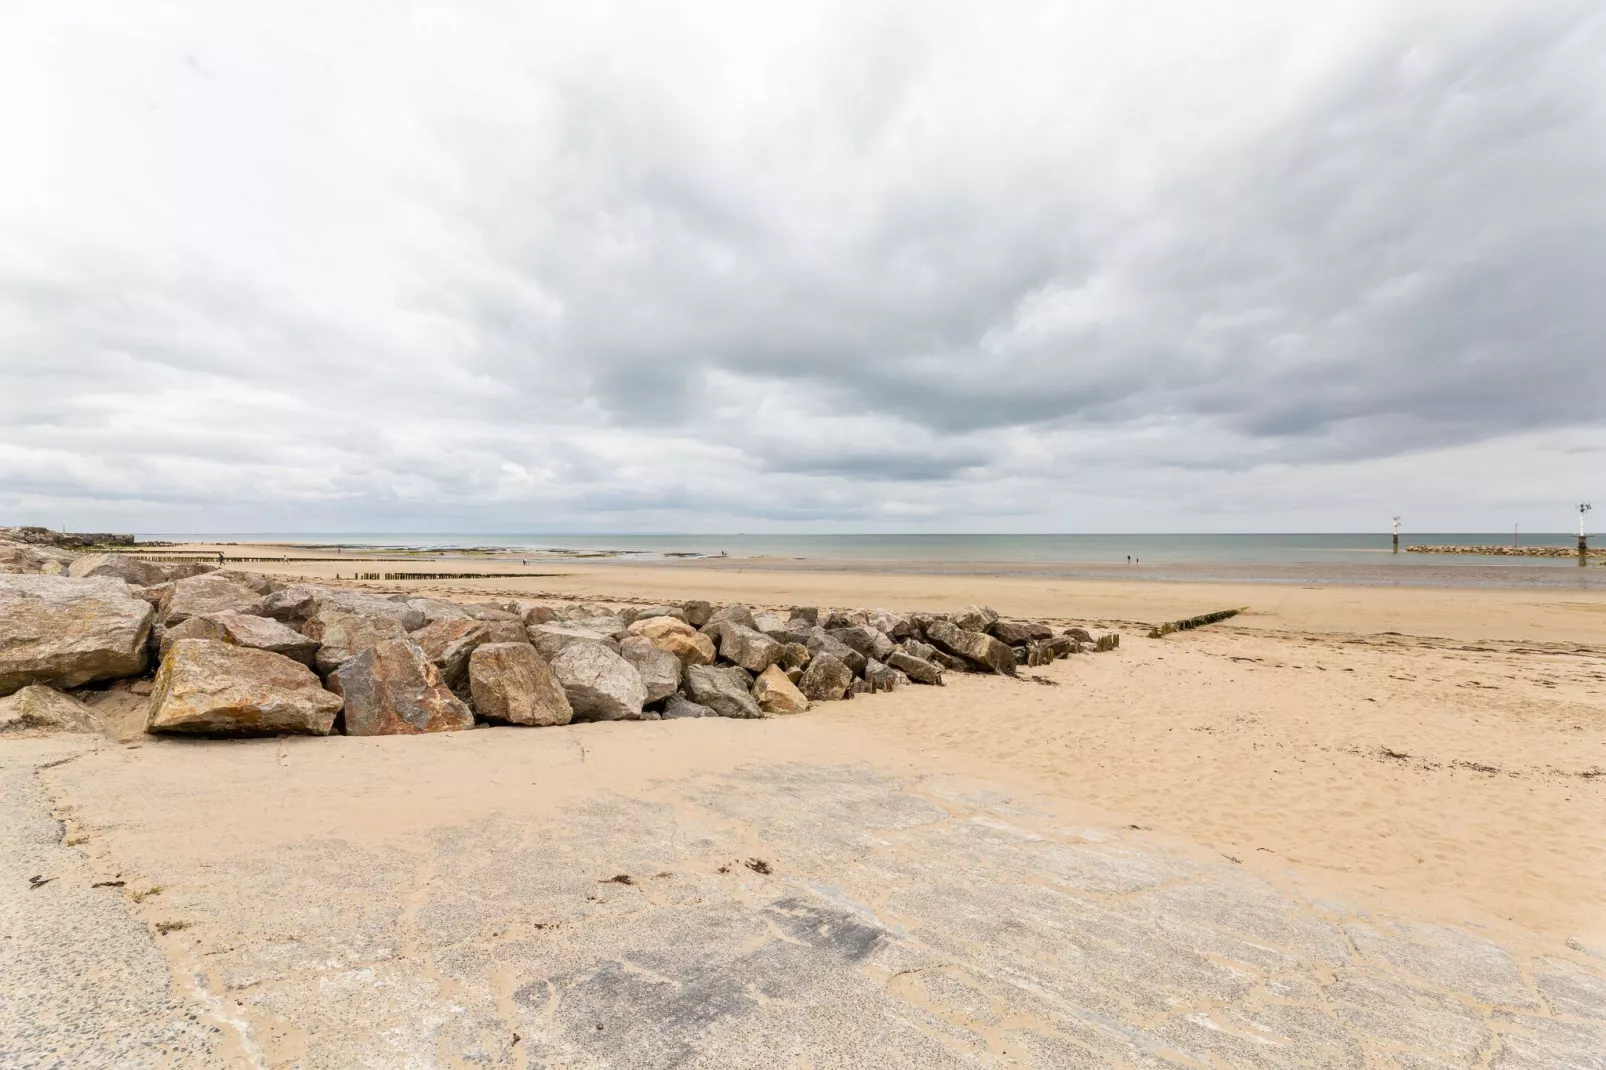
[0,538,1118,739]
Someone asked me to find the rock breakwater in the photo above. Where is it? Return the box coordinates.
[1406,544,1603,558]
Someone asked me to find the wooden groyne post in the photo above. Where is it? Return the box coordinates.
[1582,503,1592,566]
[1392,516,1400,554]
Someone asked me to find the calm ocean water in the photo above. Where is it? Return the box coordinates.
[145,531,1599,572]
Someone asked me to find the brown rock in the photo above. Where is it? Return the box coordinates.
[328,638,473,735]
[303,610,410,675]
[481,620,529,645]
[619,637,683,704]
[159,611,320,666]
[0,575,153,695]
[753,664,809,714]
[925,619,1016,676]
[886,650,943,685]
[952,604,1000,634]
[468,643,572,726]
[147,639,340,736]
[647,629,717,667]
[711,621,782,673]
[408,618,490,691]
[549,642,648,721]
[992,620,1055,645]
[627,615,697,640]
[797,652,854,701]
[159,573,264,625]
[680,600,714,628]
[683,664,762,719]
[0,685,102,734]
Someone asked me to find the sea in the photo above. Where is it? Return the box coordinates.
[143,532,1604,589]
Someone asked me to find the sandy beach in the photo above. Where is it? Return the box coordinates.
[7,545,1605,1066]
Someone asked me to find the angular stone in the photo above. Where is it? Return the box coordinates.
[328,638,473,735]
[0,685,102,734]
[646,629,717,667]
[625,604,686,624]
[797,652,854,701]
[158,573,265,625]
[683,664,763,719]
[464,603,521,622]
[0,575,153,695]
[627,615,697,640]
[514,602,558,625]
[571,614,628,639]
[549,642,647,721]
[257,583,329,624]
[701,604,757,633]
[0,540,76,575]
[528,623,620,661]
[751,610,789,636]
[480,620,529,645]
[149,639,341,736]
[864,658,903,692]
[886,650,943,684]
[303,610,410,675]
[804,629,866,676]
[680,600,714,628]
[67,553,172,588]
[468,642,572,726]
[711,621,783,674]
[1064,627,1095,644]
[926,618,1016,675]
[788,606,820,625]
[952,604,1000,634]
[1044,635,1080,657]
[867,608,912,638]
[619,637,682,704]
[753,664,809,714]
[778,642,810,671]
[829,624,895,662]
[902,639,939,662]
[160,611,319,666]
[992,620,1054,645]
[284,589,425,631]
[405,597,475,624]
[661,694,715,719]
[408,618,490,691]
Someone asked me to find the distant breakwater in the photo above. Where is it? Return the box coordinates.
[1406,544,1603,559]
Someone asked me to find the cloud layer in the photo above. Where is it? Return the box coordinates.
[3,0,1603,532]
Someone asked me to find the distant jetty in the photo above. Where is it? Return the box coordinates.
[1406,544,1603,559]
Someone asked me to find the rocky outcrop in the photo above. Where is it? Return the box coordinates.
[619,637,682,704]
[683,664,763,719]
[303,610,410,675]
[0,685,102,733]
[160,611,319,666]
[148,639,341,736]
[925,619,1016,676]
[797,652,854,701]
[328,639,473,735]
[753,664,808,714]
[0,575,153,695]
[710,621,782,674]
[886,650,943,684]
[408,619,490,691]
[468,643,572,726]
[549,643,648,721]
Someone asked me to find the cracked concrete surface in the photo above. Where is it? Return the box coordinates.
[3,725,1604,1068]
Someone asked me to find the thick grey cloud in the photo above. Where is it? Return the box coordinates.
[1,0,1602,533]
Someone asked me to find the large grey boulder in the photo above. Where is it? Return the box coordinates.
[867,608,912,639]
[701,604,756,633]
[256,583,331,624]
[680,600,714,628]
[327,638,474,735]
[625,604,686,624]
[571,614,629,639]
[661,694,715,719]
[619,637,682,704]
[508,600,558,625]
[319,591,425,631]
[829,624,895,662]
[804,629,866,676]
[0,575,153,695]
[797,652,854,701]
[303,610,410,675]
[408,618,490,691]
[886,649,943,684]
[405,597,475,624]
[711,621,783,674]
[992,620,1055,645]
[0,685,102,734]
[753,664,809,715]
[549,643,647,721]
[67,553,170,587]
[468,643,572,726]
[528,623,620,661]
[159,611,319,666]
[751,610,789,637]
[952,604,1000,634]
[148,639,341,736]
[158,573,266,625]
[683,664,763,719]
[926,618,1016,676]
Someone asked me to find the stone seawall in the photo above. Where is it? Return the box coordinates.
[1406,544,1603,558]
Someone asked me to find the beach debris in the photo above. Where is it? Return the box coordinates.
[0,575,153,696]
[618,637,684,705]
[0,685,102,734]
[328,638,473,735]
[149,639,343,736]
[600,874,634,885]
[744,858,772,875]
[753,664,809,714]
[548,642,649,721]
[155,920,189,934]
[1146,608,1242,639]
[684,664,764,719]
[469,642,574,727]
[91,880,125,888]
[28,874,55,888]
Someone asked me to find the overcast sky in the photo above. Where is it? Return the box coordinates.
[3,1,1603,534]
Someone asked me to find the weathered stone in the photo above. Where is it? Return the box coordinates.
[864,658,903,692]
[408,619,490,691]
[571,615,629,639]
[680,600,714,628]
[148,639,341,736]
[1044,635,1080,657]
[829,624,895,662]
[926,618,1016,675]
[867,609,912,639]
[701,604,757,633]
[513,602,558,625]
[549,643,647,721]
[468,642,572,726]
[1064,626,1095,644]
[158,573,265,625]
[661,694,715,719]
[778,642,810,671]
[788,606,820,625]
[0,575,153,695]
[67,553,171,587]
[0,540,76,575]
[619,637,682,704]
[627,615,697,640]
[797,652,854,701]
[821,609,864,630]
[992,620,1055,645]
[902,639,939,662]
[804,629,866,676]
[646,629,717,667]
[753,664,809,714]
[751,611,789,636]
[160,611,319,666]
[625,604,686,624]
[683,664,763,719]
[257,584,329,624]
[0,685,102,733]
[528,624,620,661]
[711,621,783,674]
[850,676,872,695]
[952,604,1000,634]
[328,638,473,735]
[273,589,423,631]
[481,620,529,645]
[405,597,475,624]
[886,650,943,685]
[303,610,410,675]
